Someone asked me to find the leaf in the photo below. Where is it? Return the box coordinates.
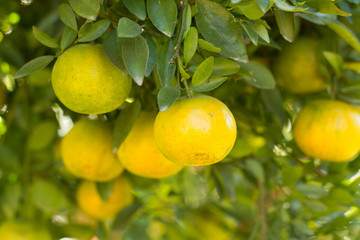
[96,180,115,202]
[212,58,240,76]
[274,0,308,12]
[275,10,295,42]
[122,36,149,86]
[306,0,351,17]
[30,179,69,213]
[104,30,126,71]
[123,0,146,20]
[239,60,275,89]
[157,39,176,87]
[117,17,142,38]
[255,0,271,13]
[147,0,177,37]
[192,76,227,92]
[183,27,198,66]
[198,39,221,53]
[342,62,360,73]
[297,183,328,199]
[195,0,248,63]
[144,35,157,77]
[280,164,303,186]
[59,3,78,31]
[249,20,270,43]
[157,86,180,111]
[78,19,110,42]
[69,0,100,20]
[27,121,58,151]
[192,56,214,87]
[184,3,192,39]
[178,61,191,79]
[323,51,343,78]
[113,204,142,229]
[32,26,59,48]
[60,26,77,51]
[235,0,265,20]
[261,89,285,126]
[329,188,354,204]
[245,159,264,183]
[241,22,259,45]
[112,100,141,153]
[14,55,55,79]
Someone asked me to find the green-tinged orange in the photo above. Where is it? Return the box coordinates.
[117,111,183,178]
[154,95,237,166]
[52,44,132,114]
[0,221,52,240]
[294,100,360,162]
[76,176,133,220]
[61,119,123,181]
[273,37,326,94]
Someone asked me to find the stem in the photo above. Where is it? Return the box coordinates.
[182,78,192,98]
[258,180,267,240]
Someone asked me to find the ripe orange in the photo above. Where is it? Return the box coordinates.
[76,176,133,220]
[61,119,123,181]
[117,111,183,178]
[294,100,360,162]
[154,95,237,166]
[52,44,132,114]
[273,37,326,94]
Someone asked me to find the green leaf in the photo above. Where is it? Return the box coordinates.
[192,56,214,87]
[178,61,191,79]
[123,0,146,20]
[212,58,240,76]
[235,0,265,20]
[325,19,360,54]
[30,179,69,212]
[255,0,271,13]
[14,55,55,79]
[182,167,210,208]
[27,121,58,151]
[192,76,227,92]
[304,200,327,212]
[329,188,354,204]
[78,19,110,42]
[59,4,78,31]
[249,20,270,43]
[195,0,248,63]
[117,17,142,38]
[69,0,100,21]
[307,0,351,17]
[198,39,221,53]
[157,86,180,112]
[245,159,265,183]
[60,26,77,51]
[145,35,157,77]
[157,39,176,87]
[104,30,126,71]
[274,0,308,12]
[280,164,303,186]
[147,0,177,37]
[32,26,59,48]
[261,89,285,126]
[184,3,192,39]
[184,27,198,66]
[241,22,259,45]
[96,180,115,202]
[113,204,142,229]
[275,10,295,42]
[112,100,141,153]
[323,51,343,78]
[122,35,149,86]
[297,183,328,199]
[239,60,275,89]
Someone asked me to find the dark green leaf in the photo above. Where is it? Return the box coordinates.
[61,26,77,51]
[280,164,303,186]
[198,39,221,53]
[192,56,214,87]
[117,17,142,38]
[249,20,270,43]
[27,121,58,151]
[323,51,343,78]
[307,0,351,17]
[212,58,240,76]
[157,39,176,87]
[104,30,126,71]
[32,26,59,48]
[112,100,141,153]
[275,10,295,42]
[245,159,265,183]
[241,22,259,46]
[144,35,157,77]
[239,60,275,89]
[192,76,227,92]
[113,204,142,229]
[255,0,271,13]
[122,35,149,86]
[69,0,100,20]
[184,27,198,65]
[325,19,360,53]
[195,0,248,62]
[157,86,180,111]
[123,0,146,20]
[14,55,55,79]
[78,19,110,42]
[147,0,177,37]
[59,3,78,31]
[96,179,115,202]
[261,89,285,126]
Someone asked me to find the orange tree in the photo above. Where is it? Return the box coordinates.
[1,0,360,239]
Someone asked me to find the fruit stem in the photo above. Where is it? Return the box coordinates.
[182,77,192,98]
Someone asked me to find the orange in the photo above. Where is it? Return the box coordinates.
[294,100,360,162]
[61,119,123,181]
[76,176,133,220]
[52,44,132,114]
[154,95,237,166]
[117,111,183,178]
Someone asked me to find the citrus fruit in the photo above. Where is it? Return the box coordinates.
[0,221,52,240]
[117,111,183,178]
[61,119,123,181]
[76,176,133,220]
[52,44,132,114]
[0,82,7,109]
[293,100,360,162]
[154,95,237,166]
[273,37,326,94]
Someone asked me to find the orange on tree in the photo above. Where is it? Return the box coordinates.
[76,176,133,220]
[61,119,123,181]
[273,37,326,94]
[117,111,183,178]
[51,44,132,114]
[0,221,52,240]
[154,95,237,166]
[293,100,360,162]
